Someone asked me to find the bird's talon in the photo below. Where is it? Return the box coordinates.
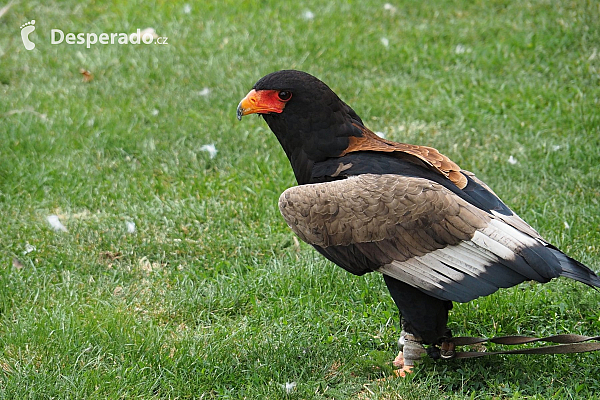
[393,365,414,378]
[392,351,405,368]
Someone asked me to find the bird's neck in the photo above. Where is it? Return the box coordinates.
[270,124,315,185]
[264,114,363,185]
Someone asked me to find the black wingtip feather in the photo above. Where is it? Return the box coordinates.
[552,249,600,289]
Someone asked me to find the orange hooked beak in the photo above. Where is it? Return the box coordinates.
[236,89,288,120]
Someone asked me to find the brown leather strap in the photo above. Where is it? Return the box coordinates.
[452,334,600,346]
[449,334,600,359]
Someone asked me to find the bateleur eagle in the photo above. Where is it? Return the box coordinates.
[237,70,600,375]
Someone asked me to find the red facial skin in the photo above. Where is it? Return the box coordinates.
[237,89,291,119]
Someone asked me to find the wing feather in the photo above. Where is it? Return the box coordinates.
[278,173,597,302]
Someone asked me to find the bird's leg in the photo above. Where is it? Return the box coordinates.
[393,331,426,377]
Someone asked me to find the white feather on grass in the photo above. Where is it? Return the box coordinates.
[303,10,314,20]
[47,215,67,232]
[198,87,211,97]
[280,382,296,394]
[384,3,397,13]
[126,221,136,233]
[200,144,218,159]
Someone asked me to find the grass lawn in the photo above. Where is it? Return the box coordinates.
[1,0,599,398]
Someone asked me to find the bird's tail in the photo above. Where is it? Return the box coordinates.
[551,247,600,289]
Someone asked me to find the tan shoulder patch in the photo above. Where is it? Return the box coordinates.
[341,125,468,189]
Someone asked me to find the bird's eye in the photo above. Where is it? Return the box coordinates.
[278,91,292,101]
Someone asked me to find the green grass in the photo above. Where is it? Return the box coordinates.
[1,0,599,398]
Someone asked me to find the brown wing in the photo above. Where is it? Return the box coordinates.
[340,124,468,189]
[279,174,486,248]
[279,174,569,302]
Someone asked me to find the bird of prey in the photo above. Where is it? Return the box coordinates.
[237,70,600,376]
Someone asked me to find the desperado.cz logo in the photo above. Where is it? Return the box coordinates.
[52,28,168,48]
[19,20,168,50]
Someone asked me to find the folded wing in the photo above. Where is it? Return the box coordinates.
[279,174,600,302]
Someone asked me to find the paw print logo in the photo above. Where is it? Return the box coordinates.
[20,20,36,50]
